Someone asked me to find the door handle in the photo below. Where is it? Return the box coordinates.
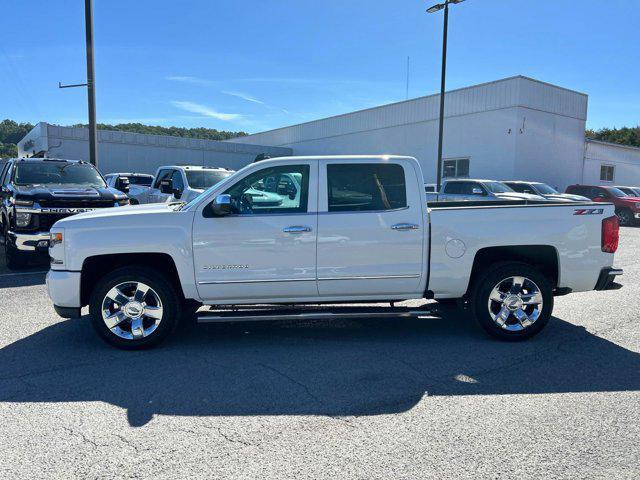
[283,226,312,233]
[391,223,419,231]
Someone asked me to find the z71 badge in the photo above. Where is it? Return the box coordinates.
[574,208,604,215]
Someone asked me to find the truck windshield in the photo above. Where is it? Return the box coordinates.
[185,170,233,190]
[14,162,106,187]
[485,182,513,193]
[129,175,153,186]
[534,183,558,195]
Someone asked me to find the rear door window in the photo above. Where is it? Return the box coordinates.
[327,163,406,212]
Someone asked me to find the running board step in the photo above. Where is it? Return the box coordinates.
[196,305,434,323]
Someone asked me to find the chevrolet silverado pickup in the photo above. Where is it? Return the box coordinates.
[0,158,129,269]
[46,155,623,349]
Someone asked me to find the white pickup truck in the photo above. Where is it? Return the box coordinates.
[46,155,623,349]
[129,165,234,205]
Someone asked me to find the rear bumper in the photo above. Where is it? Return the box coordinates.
[8,231,50,252]
[594,267,623,291]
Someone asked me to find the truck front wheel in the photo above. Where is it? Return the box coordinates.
[4,222,28,270]
[89,266,180,349]
[471,262,553,341]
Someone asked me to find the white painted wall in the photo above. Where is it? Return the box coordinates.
[17,123,292,175]
[583,140,640,186]
[231,76,590,189]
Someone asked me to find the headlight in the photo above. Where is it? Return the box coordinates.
[49,230,65,265]
[50,232,63,245]
[15,212,32,227]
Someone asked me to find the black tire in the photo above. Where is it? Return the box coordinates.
[4,221,28,270]
[129,198,139,205]
[616,208,633,227]
[470,262,553,341]
[89,266,181,349]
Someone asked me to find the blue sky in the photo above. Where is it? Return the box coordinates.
[1,0,638,133]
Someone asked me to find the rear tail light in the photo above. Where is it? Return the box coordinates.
[601,216,619,253]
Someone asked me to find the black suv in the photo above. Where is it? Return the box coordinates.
[0,158,129,269]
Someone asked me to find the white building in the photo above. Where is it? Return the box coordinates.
[17,123,291,174]
[17,75,640,188]
[231,75,640,190]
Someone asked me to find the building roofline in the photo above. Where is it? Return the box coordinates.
[236,75,588,139]
[586,138,640,153]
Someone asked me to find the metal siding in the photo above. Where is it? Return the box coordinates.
[234,76,587,147]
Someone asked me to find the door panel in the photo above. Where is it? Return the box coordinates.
[316,159,425,296]
[193,161,318,302]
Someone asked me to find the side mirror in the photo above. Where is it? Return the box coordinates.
[160,178,173,194]
[472,187,485,195]
[211,194,233,216]
[115,176,130,193]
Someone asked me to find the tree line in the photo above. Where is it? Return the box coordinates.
[0,119,247,158]
[585,126,640,148]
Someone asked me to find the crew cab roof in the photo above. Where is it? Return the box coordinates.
[161,165,233,171]
[8,157,86,164]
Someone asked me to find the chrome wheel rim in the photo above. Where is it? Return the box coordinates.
[487,276,543,332]
[101,281,163,340]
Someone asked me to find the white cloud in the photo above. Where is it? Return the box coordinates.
[222,90,265,105]
[171,101,241,121]
[166,76,216,86]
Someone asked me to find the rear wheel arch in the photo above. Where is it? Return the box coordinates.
[80,253,185,306]
[466,245,559,296]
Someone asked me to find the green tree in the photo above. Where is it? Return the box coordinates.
[586,126,640,148]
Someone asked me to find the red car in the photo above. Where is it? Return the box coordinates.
[565,184,640,226]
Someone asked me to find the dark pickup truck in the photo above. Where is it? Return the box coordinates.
[0,158,129,269]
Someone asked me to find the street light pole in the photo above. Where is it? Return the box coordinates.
[427,0,465,192]
[84,0,98,168]
[435,1,448,193]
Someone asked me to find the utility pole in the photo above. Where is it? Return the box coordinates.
[84,0,98,167]
[59,0,98,167]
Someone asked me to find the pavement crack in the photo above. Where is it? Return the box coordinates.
[258,362,324,406]
[60,425,101,449]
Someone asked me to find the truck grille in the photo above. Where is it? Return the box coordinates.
[38,214,73,230]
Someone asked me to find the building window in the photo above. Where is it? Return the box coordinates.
[443,158,470,178]
[600,164,615,182]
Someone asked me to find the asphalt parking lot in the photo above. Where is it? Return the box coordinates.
[0,230,638,479]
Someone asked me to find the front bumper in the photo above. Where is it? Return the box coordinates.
[594,267,623,291]
[46,270,82,316]
[8,231,50,252]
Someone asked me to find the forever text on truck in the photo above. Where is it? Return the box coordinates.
[46,155,623,349]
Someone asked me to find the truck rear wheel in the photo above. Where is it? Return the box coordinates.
[89,266,180,349]
[471,262,553,341]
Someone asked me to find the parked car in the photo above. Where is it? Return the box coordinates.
[565,184,640,226]
[0,158,129,269]
[427,178,546,202]
[614,186,640,197]
[502,181,588,202]
[104,173,154,204]
[46,155,622,349]
[130,166,234,204]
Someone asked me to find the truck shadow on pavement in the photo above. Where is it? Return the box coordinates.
[0,309,638,427]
